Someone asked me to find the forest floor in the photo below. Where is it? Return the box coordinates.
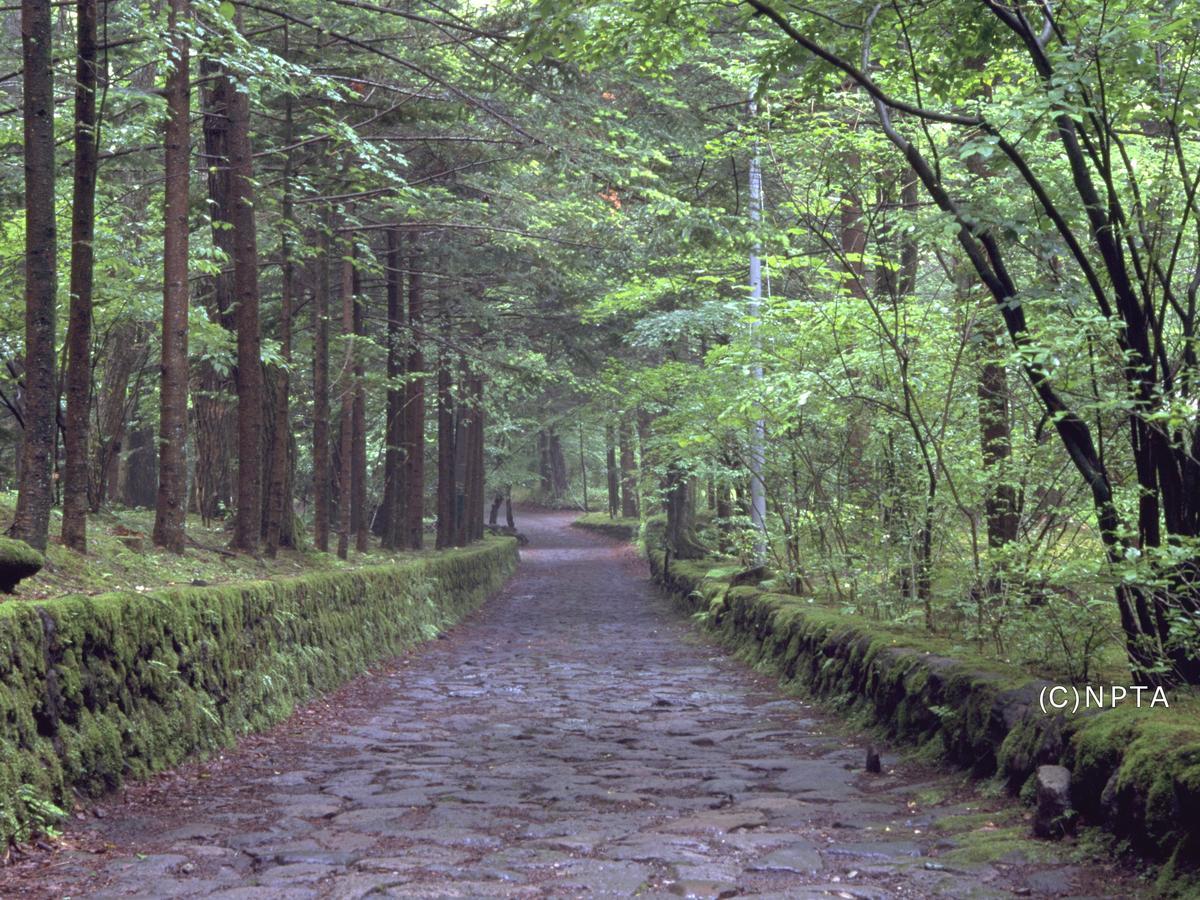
[0,496,424,602]
[0,511,1151,898]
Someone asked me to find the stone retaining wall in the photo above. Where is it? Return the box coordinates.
[635,519,1199,875]
[0,538,519,845]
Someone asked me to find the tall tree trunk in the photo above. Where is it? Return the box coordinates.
[461,372,484,542]
[380,227,406,549]
[122,424,158,509]
[90,322,142,511]
[473,378,486,540]
[62,0,101,552]
[152,0,190,553]
[403,242,425,549]
[225,56,263,554]
[195,56,237,523]
[336,249,354,559]
[977,318,1019,551]
[352,266,368,553]
[636,409,653,515]
[453,379,468,548]
[264,41,295,558]
[605,423,619,518]
[312,223,331,552]
[578,422,589,513]
[436,358,456,550]
[537,430,552,498]
[619,419,637,518]
[549,430,568,499]
[11,0,57,552]
[665,463,706,560]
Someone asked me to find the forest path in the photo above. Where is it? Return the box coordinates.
[9,511,1138,899]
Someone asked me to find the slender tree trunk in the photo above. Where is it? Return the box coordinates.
[619,420,637,518]
[403,243,425,549]
[196,56,237,523]
[665,463,706,560]
[312,223,331,552]
[977,320,1019,551]
[352,267,368,553]
[489,494,503,526]
[152,0,190,553]
[336,249,354,559]
[436,358,456,550]
[90,322,141,511]
[537,430,552,499]
[465,373,485,541]
[225,55,263,554]
[11,0,58,552]
[380,227,405,549]
[264,41,295,558]
[62,0,101,552]
[578,422,589,513]
[549,430,568,499]
[605,423,619,518]
[636,409,653,515]
[122,425,158,508]
[453,365,469,548]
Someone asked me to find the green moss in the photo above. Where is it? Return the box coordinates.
[0,537,44,593]
[571,513,641,544]
[939,824,1060,866]
[0,536,518,845]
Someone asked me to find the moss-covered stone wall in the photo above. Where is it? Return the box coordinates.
[642,519,1199,873]
[571,513,640,543]
[0,537,518,844]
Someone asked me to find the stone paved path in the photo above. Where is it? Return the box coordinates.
[7,511,1143,899]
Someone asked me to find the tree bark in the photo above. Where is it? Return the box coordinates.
[90,322,143,511]
[537,430,552,498]
[11,0,58,552]
[152,0,190,554]
[453,366,469,547]
[549,430,568,499]
[336,249,355,559]
[312,223,332,552]
[122,424,157,509]
[352,266,368,553]
[605,423,619,518]
[436,358,456,550]
[977,319,1019,550]
[62,0,101,552]
[464,373,484,541]
[195,56,237,524]
[380,227,405,549]
[403,243,425,549]
[264,39,296,558]
[664,463,706,560]
[578,422,589,513]
[224,52,263,554]
[619,420,638,518]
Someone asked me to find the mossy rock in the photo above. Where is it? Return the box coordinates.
[0,536,44,592]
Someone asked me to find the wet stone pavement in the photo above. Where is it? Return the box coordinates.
[13,511,1143,899]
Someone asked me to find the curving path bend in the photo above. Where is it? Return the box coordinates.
[7,511,1139,899]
